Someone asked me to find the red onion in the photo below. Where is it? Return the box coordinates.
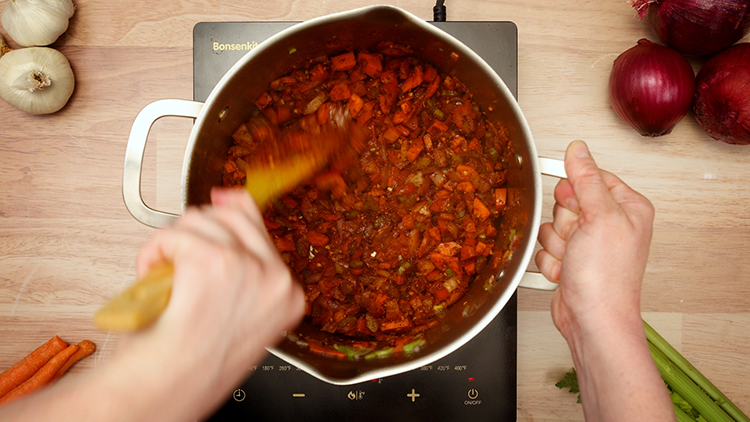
[693,43,750,144]
[609,39,696,137]
[631,0,750,56]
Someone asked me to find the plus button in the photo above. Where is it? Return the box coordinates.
[406,389,421,402]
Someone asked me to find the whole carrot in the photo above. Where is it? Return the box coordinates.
[48,340,96,383]
[0,344,79,406]
[0,335,68,398]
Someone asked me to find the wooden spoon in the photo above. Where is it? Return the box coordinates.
[94,109,364,331]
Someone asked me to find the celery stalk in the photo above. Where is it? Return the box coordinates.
[645,321,750,422]
[648,342,735,422]
[674,403,699,422]
[403,338,426,355]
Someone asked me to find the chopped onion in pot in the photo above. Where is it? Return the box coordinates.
[692,43,750,145]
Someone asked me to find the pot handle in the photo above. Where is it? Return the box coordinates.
[518,157,567,291]
[123,99,204,228]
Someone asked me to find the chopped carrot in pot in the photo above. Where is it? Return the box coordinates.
[330,52,356,71]
[221,43,515,347]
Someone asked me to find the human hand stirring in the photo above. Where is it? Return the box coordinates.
[0,188,306,422]
[95,109,363,331]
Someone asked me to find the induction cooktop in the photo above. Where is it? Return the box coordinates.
[193,20,519,422]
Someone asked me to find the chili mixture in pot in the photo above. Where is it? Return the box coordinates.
[222,42,515,352]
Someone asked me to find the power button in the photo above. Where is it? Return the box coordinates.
[465,389,482,406]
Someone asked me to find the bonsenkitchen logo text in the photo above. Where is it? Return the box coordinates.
[212,41,259,51]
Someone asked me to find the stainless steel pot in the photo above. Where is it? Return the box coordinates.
[123,5,565,385]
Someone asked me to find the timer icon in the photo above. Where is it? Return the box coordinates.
[233,389,246,402]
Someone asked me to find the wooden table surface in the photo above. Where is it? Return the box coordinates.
[1,1,749,420]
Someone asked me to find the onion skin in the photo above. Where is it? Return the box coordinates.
[632,0,750,56]
[693,43,750,145]
[609,39,696,137]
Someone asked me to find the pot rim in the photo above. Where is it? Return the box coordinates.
[183,4,543,385]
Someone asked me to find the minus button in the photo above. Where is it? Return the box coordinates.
[292,393,306,398]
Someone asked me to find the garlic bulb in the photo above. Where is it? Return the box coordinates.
[0,43,75,114]
[1,0,76,47]
[0,33,11,57]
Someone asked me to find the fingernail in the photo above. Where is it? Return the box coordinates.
[565,197,580,214]
[572,141,590,158]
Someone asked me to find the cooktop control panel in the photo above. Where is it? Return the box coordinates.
[208,294,516,422]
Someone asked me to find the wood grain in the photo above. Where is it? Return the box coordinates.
[1,1,749,420]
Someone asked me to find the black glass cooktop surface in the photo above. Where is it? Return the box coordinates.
[193,20,519,422]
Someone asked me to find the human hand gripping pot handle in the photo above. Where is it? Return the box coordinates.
[535,141,675,422]
[536,141,654,339]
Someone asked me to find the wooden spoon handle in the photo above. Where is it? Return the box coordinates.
[93,155,321,332]
[93,155,320,332]
[93,264,174,331]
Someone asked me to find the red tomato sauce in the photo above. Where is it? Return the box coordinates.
[223,42,514,344]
